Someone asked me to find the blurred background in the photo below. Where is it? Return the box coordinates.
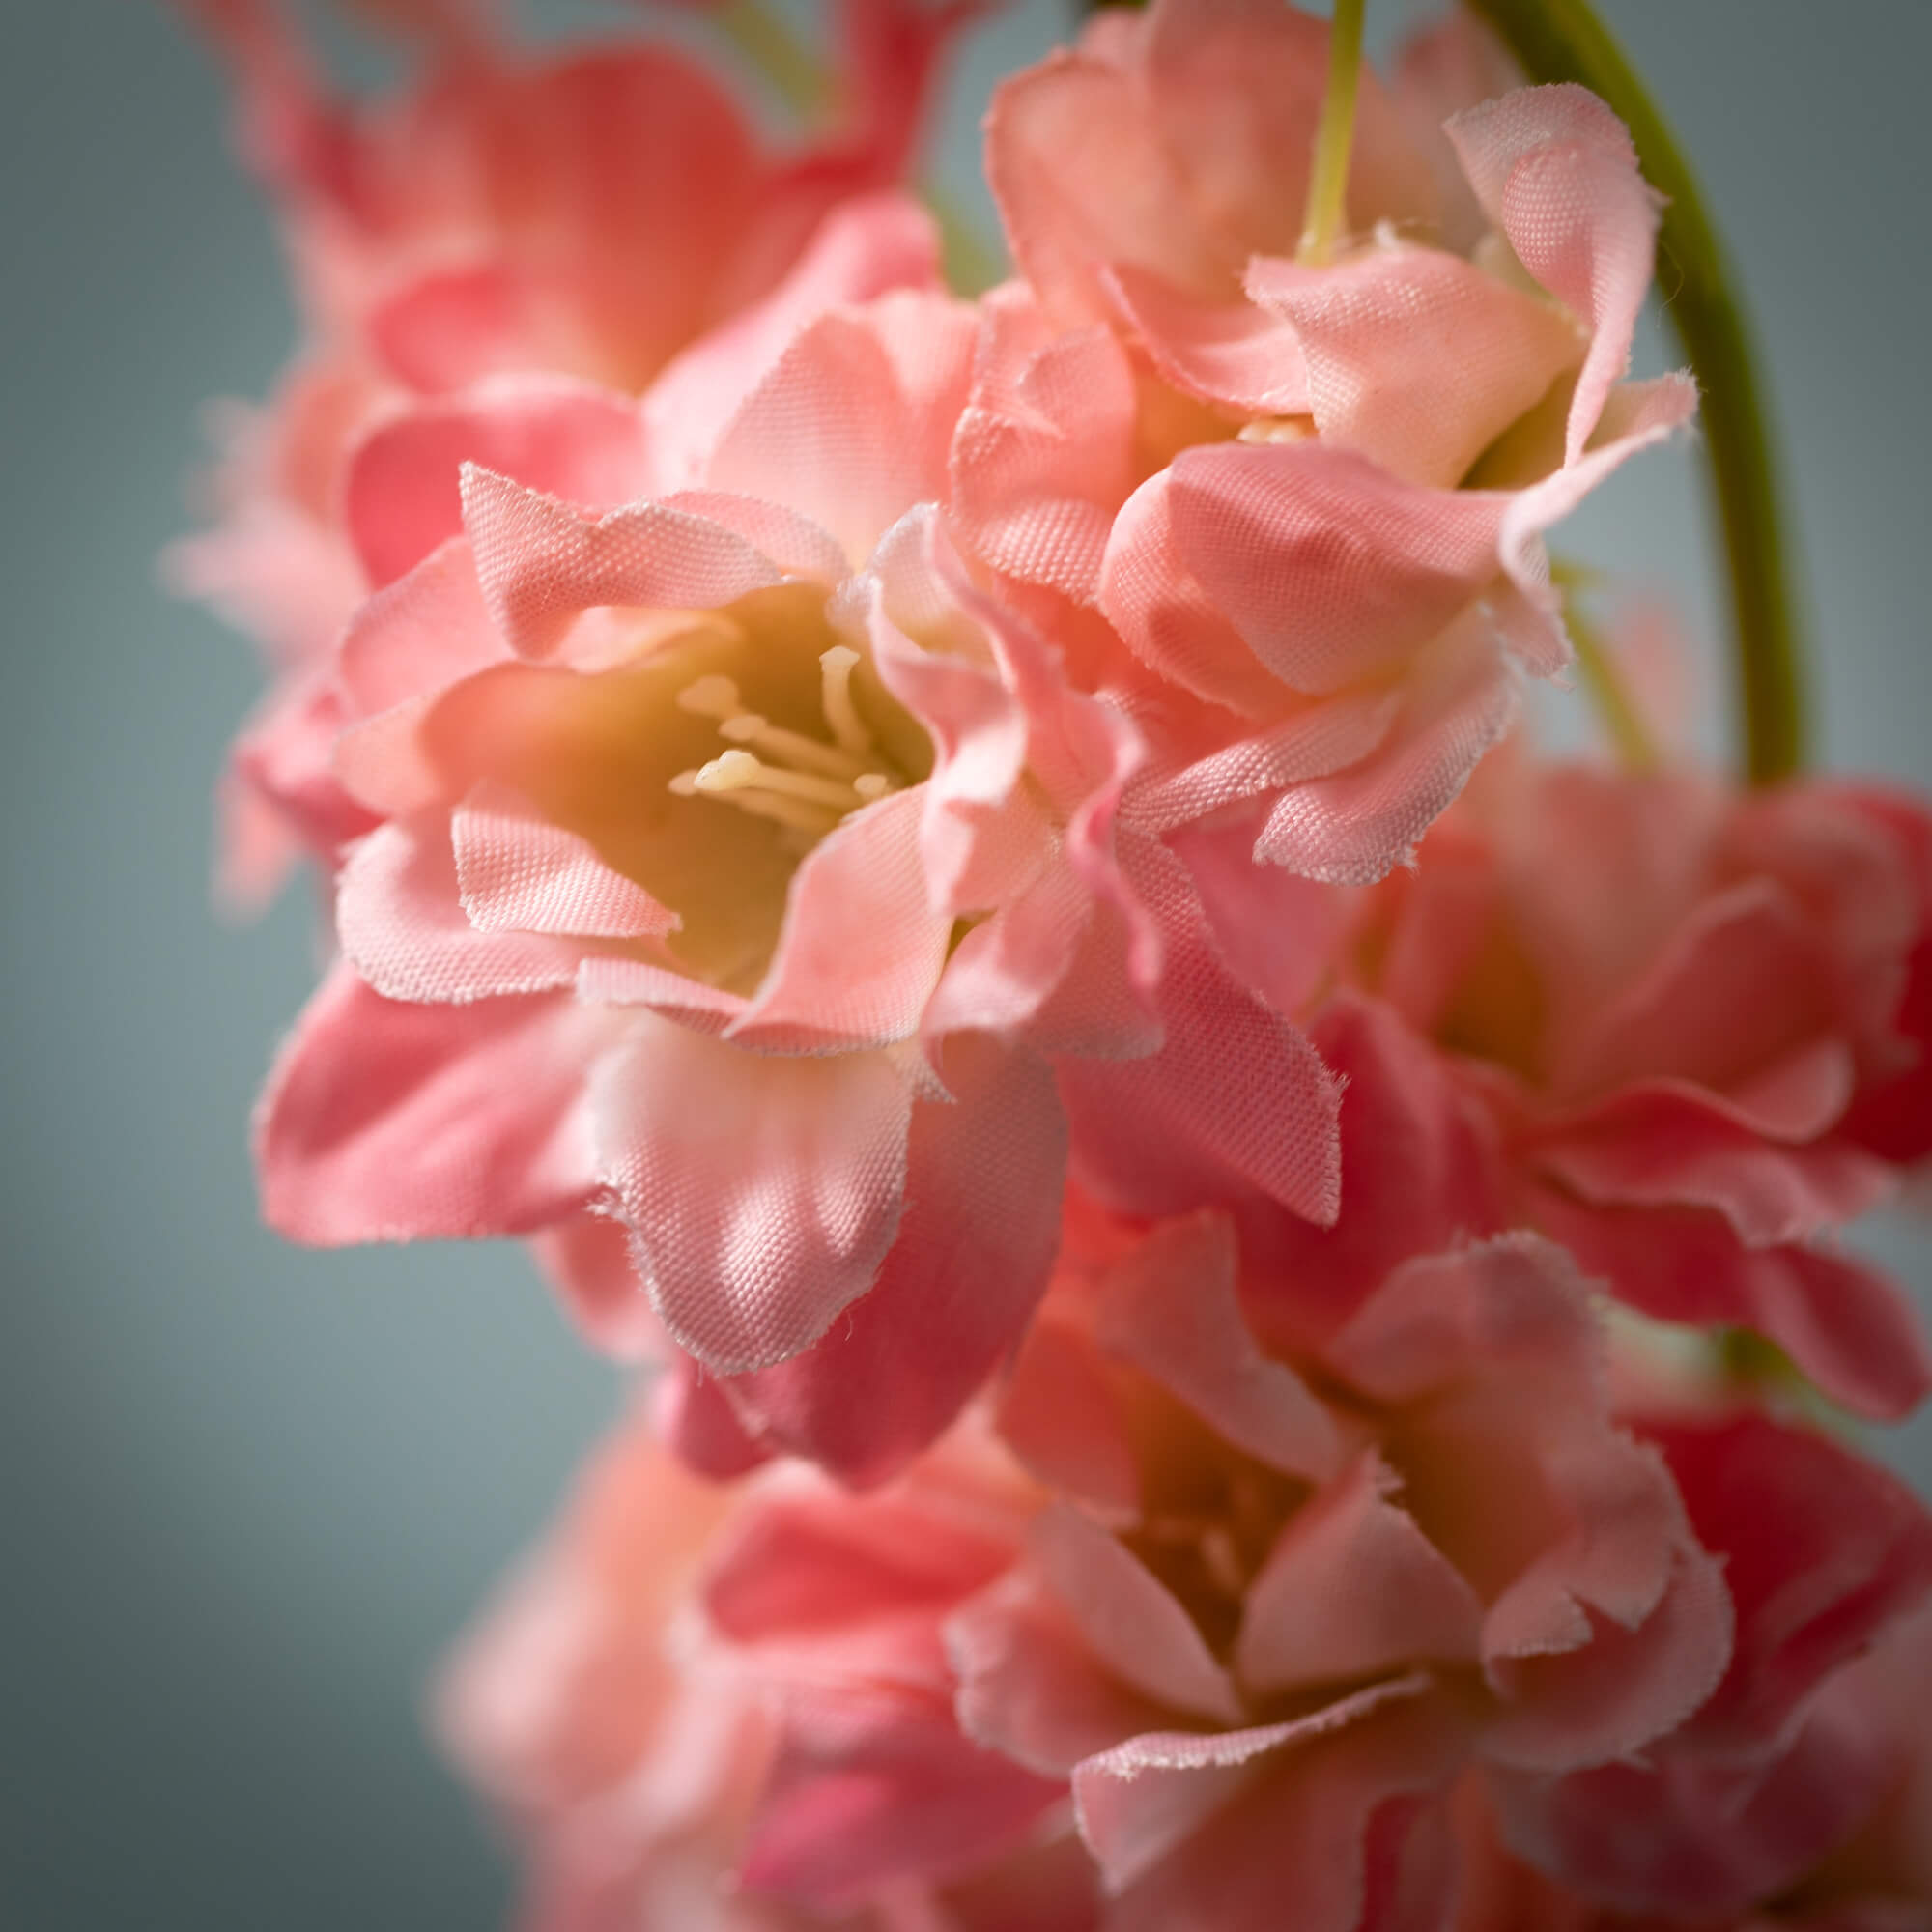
[3,1,1927,1923]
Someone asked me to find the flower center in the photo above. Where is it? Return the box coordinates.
[666,647,904,851]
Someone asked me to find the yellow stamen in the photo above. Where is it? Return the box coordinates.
[694,748,865,814]
[817,646,875,756]
[716,711,873,781]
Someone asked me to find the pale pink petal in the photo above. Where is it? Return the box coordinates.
[255,960,602,1242]
[949,292,1139,601]
[593,1024,913,1373]
[1095,1211,1341,1482]
[950,1568,1178,1777]
[460,468,786,663]
[1245,246,1582,489]
[1248,608,1520,881]
[337,814,587,1003]
[452,782,676,940]
[644,190,946,489]
[529,1212,661,1361]
[1104,264,1309,415]
[346,377,655,590]
[728,790,952,1055]
[719,1037,1067,1487]
[703,292,978,567]
[1236,1454,1483,1696]
[1060,840,1342,1228]
[1035,1502,1243,1726]
[1446,86,1662,460]
[997,1315,1141,1519]
[337,533,509,724]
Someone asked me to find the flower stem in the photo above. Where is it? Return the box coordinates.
[1463,0,1806,786]
[1297,0,1367,264]
[714,0,831,123]
[1558,578,1658,772]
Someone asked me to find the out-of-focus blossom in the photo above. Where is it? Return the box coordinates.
[949,0,1693,888]
[173,0,975,905]
[1201,753,1932,1418]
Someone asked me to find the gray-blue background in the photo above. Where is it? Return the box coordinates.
[4,2,1927,1923]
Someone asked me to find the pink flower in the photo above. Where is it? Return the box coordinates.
[442,1400,1099,1930]
[944,1209,1732,1932]
[1203,756,1932,1418]
[255,288,1341,1483]
[175,0,965,905]
[948,0,1691,885]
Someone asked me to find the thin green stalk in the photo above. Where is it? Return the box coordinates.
[714,0,831,123]
[1463,0,1807,786]
[1297,0,1367,263]
[1565,595,1658,773]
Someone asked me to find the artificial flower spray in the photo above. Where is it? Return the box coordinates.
[176,0,1932,1923]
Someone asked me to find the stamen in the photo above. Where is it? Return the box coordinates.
[693,749,864,814]
[817,646,875,756]
[851,773,892,802]
[716,711,872,781]
[675,673,744,721]
[669,766,840,836]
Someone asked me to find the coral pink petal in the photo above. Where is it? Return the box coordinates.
[950,1568,1178,1777]
[1059,842,1342,1228]
[460,468,786,662]
[950,296,1139,600]
[346,378,655,590]
[704,292,978,567]
[1035,1501,1244,1726]
[1105,264,1310,415]
[255,961,601,1243]
[452,782,676,939]
[997,1316,1141,1517]
[1096,1210,1340,1481]
[1236,1454,1483,1696]
[338,814,588,1003]
[336,534,509,726]
[1642,1411,1932,1757]
[592,1023,913,1373]
[1249,609,1520,881]
[644,190,945,489]
[1161,441,1515,696]
[729,790,952,1054]
[1074,1675,1460,1929]
[650,1350,772,1479]
[720,1037,1066,1487]
[529,1212,661,1361]
[1447,85,1662,460]
[1245,247,1582,489]
[1531,1187,1932,1422]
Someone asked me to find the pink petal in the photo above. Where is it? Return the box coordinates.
[336,534,509,725]
[949,292,1139,601]
[528,1211,661,1361]
[460,467,787,663]
[1236,1454,1483,1696]
[703,292,978,568]
[650,1349,772,1480]
[719,1037,1067,1487]
[592,1025,913,1373]
[997,1314,1141,1519]
[728,790,952,1055]
[346,377,655,590]
[255,960,601,1242]
[337,814,587,1003]
[1245,246,1583,489]
[1104,264,1309,416]
[644,190,945,489]
[1095,1211,1341,1482]
[1035,1502,1243,1726]
[1446,86,1662,460]
[1060,841,1342,1228]
[454,782,676,939]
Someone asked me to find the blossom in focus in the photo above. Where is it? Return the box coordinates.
[173,0,973,904]
[1198,753,1932,1419]
[951,0,1695,886]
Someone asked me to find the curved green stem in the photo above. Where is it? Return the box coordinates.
[714,0,830,122]
[1463,0,1806,785]
[1297,0,1367,263]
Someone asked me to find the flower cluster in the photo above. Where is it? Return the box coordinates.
[177,0,1932,1925]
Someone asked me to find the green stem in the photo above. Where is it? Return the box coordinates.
[1462,0,1806,786]
[1564,591,1658,773]
[1297,0,1367,263]
[714,0,831,123]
